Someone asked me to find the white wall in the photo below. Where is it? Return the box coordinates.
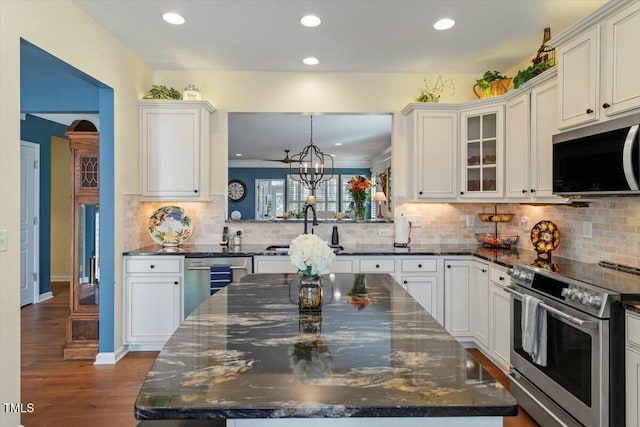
[0,1,152,422]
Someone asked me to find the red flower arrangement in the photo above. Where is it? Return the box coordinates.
[346,174,371,220]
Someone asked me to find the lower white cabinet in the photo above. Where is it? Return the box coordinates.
[400,275,441,325]
[253,256,354,274]
[124,256,184,350]
[444,259,474,341]
[627,311,640,427]
[473,262,490,350]
[488,266,511,371]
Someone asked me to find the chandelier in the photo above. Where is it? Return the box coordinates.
[289,115,334,192]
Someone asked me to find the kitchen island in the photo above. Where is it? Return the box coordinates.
[135,273,517,426]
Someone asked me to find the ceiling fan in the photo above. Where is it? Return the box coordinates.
[263,149,301,164]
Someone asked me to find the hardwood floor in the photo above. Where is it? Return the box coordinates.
[21,283,538,427]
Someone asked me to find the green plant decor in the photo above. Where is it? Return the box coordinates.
[142,84,182,100]
[476,70,508,90]
[413,75,455,103]
[513,60,554,89]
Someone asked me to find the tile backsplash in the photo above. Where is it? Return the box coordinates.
[124,194,639,267]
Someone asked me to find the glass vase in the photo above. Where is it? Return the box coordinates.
[298,275,322,312]
[354,202,365,221]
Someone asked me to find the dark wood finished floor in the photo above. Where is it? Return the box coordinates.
[21,282,538,427]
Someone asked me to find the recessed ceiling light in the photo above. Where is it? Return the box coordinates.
[162,12,185,25]
[235,153,243,157]
[433,18,455,30]
[303,57,319,65]
[300,14,321,27]
[335,143,342,146]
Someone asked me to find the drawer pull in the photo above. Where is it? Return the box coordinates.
[586,108,594,114]
[150,264,155,269]
[375,264,380,268]
[482,269,487,273]
[403,280,408,284]
[602,103,610,109]
[522,189,527,194]
[499,276,505,281]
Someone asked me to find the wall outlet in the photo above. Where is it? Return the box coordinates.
[521,217,529,231]
[583,222,592,239]
[0,229,7,252]
[466,215,474,227]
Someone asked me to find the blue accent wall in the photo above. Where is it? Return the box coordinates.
[228,167,371,219]
[20,39,115,353]
[20,114,68,295]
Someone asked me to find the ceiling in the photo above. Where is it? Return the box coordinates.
[73,0,606,73]
[65,0,606,165]
[228,113,392,165]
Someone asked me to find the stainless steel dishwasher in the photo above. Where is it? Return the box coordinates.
[184,257,253,316]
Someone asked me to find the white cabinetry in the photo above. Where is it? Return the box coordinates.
[556,1,640,129]
[124,256,183,350]
[139,100,215,200]
[444,259,474,341]
[488,266,511,371]
[397,257,443,325]
[506,74,564,201]
[472,262,490,351]
[460,105,504,198]
[402,106,458,200]
[253,255,353,274]
[627,310,640,427]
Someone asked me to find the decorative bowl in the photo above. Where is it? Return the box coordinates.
[476,233,519,248]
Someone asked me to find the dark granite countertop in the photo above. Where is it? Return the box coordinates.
[621,300,640,314]
[135,273,518,421]
[123,243,540,269]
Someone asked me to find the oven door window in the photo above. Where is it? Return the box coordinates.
[513,299,592,406]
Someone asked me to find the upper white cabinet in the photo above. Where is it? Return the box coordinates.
[603,2,640,117]
[402,106,458,200]
[460,105,504,199]
[506,73,565,201]
[139,100,215,200]
[556,1,640,130]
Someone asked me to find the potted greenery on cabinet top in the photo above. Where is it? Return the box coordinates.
[473,70,512,99]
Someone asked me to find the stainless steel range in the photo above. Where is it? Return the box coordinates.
[506,258,640,427]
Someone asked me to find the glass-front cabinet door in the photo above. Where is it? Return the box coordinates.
[460,106,504,198]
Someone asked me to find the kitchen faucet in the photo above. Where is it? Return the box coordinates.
[303,203,318,234]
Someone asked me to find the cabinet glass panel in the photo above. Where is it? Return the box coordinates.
[468,169,481,192]
[483,139,497,165]
[482,167,497,191]
[482,114,497,138]
[467,116,481,140]
[467,142,481,166]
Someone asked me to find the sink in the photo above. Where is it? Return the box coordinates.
[265,244,343,254]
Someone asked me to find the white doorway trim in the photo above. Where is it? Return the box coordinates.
[20,140,40,306]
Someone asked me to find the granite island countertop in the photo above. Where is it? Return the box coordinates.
[135,273,517,423]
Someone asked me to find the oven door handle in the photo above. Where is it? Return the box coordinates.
[505,286,598,329]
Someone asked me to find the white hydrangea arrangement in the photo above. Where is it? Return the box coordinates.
[289,233,335,276]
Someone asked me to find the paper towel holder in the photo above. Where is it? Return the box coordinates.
[393,220,412,247]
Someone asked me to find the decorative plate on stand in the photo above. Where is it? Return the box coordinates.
[530,220,560,255]
[148,206,193,247]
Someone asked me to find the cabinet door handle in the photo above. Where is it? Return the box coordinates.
[418,264,422,268]
[150,264,155,269]
[586,108,594,114]
[174,281,179,285]
[460,191,464,195]
[602,103,610,109]
[530,189,536,193]
[375,264,380,268]
[194,189,198,194]
[447,265,451,269]
[419,191,423,195]
[403,280,408,284]
[482,269,487,273]
[522,189,527,194]
[499,276,505,281]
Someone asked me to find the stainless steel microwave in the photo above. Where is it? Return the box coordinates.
[553,114,640,196]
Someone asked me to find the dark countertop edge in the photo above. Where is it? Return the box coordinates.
[620,300,640,313]
[135,404,519,420]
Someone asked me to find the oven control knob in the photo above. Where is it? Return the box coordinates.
[580,293,592,305]
[587,296,602,307]
[561,288,571,298]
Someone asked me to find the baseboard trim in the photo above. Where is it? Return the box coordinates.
[37,291,53,302]
[94,346,128,365]
[50,275,70,282]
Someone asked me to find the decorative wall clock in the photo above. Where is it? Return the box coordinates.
[228,179,247,202]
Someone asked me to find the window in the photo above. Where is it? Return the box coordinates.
[287,176,337,214]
